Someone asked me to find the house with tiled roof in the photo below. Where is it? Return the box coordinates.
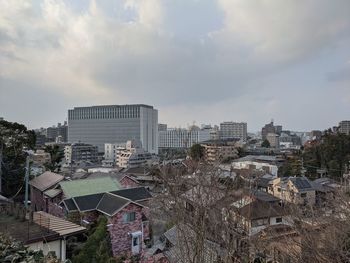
[29,171,64,212]
[60,186,152,257]
[267,176,316,205]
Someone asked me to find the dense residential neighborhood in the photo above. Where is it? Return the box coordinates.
[1,1,350,262]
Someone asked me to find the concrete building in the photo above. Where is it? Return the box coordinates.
[266,133,280,148]
[158,123,167,131]
[261,121,282,140]
[339,121,350,135]
[68,104,158,154]
[64,143,98,164]
[158,127,211,149]
[117,140,152,168]
[220,122,247,141]
[47,122,68,142]
[104,142,126,166]
[200,139,239,164]
[232,155,280,176]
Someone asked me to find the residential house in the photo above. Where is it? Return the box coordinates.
[0,209,85,261]
[268,176,316,205]
[61,187,152,257]
[29,171,64,212]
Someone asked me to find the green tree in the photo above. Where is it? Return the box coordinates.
[73,217,115,263]
[261,139,270,148]
[0,119,36,197]
[189,144,205,161]
[44,145,64,172]
[302,133,350,178]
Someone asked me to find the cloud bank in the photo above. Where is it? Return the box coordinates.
[1,0,350,131]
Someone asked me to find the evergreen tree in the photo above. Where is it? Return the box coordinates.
[73,217,115,263]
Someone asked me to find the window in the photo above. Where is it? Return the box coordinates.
[123,212,136,223]
[276,217,282,223]
[300,193,307,198]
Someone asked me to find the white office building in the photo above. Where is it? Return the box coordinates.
[158,128,211,149]
[68,104,158,154]
[220,122,247,142]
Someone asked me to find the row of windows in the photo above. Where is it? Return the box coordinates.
[68,107,140,120]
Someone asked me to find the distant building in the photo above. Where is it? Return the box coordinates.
[68,104,158,154]
[232,155,280,176]
[64,143,98,164]
[158,123,167,131]
[31,150,51,166]
[117,140,152,168]
[158,127,211,149]
[339,121,350,135]
[266,133,280,149]
[200,139,239,164]
[104,142,126,165]
[219,122,247,141]
[47,122,68,142]
[261,121,282,140]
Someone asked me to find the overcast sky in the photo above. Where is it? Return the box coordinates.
[1,0,350,132]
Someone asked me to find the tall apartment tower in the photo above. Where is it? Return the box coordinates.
[219,122,247,141]
[68,104,158,154]
[339,121,350,135]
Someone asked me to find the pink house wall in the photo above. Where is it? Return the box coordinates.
[107,203,149,257]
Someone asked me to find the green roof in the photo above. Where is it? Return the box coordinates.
[60,177,122,198]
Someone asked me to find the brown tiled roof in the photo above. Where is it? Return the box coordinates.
[239,200,287,220]
[29,171,64,192]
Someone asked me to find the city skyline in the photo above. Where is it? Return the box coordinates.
[1,0,350,131]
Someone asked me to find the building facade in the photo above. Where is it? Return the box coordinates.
[68,105,158,154]
[158,128,211,149]
[261,121,282,140]
[104,143,126,164]
[117,140,152,168]
[64,143,98,164]
[200,139,239,164]
[339,121,350,135]
[266,133,280,148]
[219,122,247,141]
[47,122,68,142]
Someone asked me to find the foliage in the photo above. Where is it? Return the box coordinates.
[72,216,115,263]
[0,234,58,263]
[302,133,350,178]
[44,145,64,172]
[261,139,270,148]
[278,156,302,177]
[189,144,205,161]
[0,119,36,197]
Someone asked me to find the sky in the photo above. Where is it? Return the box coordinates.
[0,0,350,132]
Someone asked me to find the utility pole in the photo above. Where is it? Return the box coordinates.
[0,142,3,194]
[24,155,30,209]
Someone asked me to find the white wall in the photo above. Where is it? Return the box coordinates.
[28,240,63,260]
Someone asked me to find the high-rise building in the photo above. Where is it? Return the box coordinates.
[68,104,158,154]
[158,127,211,149]
[47,122,68,142]
[261,121,282,140]
[219,122,247,141]
[339,121,350,135]
[64,143,98,164]
[158,123,167,131]
[266,133,280,149]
